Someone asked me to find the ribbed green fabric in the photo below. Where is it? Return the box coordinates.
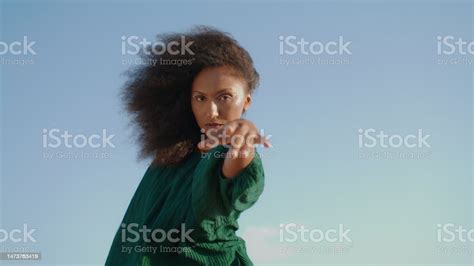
[105,145,265,266]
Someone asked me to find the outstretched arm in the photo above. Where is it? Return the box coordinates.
[198,119,271,178]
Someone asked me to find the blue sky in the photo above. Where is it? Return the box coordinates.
[1,0,473,265]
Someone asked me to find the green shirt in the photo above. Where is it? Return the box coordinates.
[105,145,265,266]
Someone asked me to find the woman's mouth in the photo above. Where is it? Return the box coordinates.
[205,123,224,130]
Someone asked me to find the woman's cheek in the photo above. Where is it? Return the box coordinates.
[226,103,245,120]
[192,105,205,128]
[229,95,246,110]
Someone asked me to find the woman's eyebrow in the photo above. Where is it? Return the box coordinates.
[192,88,233,95]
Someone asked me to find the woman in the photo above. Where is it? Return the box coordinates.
[106,26,270,266]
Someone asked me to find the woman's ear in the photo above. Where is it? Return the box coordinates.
[243,94,252,112]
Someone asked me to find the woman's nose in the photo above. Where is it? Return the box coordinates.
[206,101,219,118]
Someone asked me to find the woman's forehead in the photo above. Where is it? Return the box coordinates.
[192,67,246,93]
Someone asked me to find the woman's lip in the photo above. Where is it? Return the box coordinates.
[205,123,224,128]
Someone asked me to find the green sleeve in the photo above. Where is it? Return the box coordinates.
[217,151,265,212]
[192,145,265,226]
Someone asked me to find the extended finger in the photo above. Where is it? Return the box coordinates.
[230,124,249,150]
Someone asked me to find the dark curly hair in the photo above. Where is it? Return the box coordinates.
[122,26,260,166]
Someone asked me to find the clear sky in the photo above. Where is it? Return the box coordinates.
[1,0,473,265]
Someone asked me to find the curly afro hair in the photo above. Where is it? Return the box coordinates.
[122,26,260,166]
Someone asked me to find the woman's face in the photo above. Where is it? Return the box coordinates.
[191,66,251,133]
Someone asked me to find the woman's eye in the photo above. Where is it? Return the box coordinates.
[218,94,232,101]
[194,95,205,102]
